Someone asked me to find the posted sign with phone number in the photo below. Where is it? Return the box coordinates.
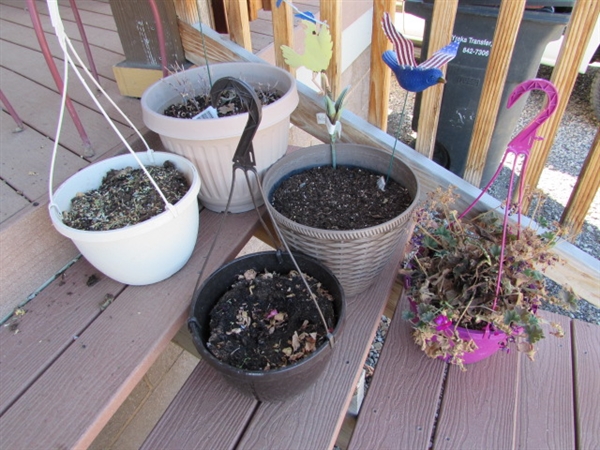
[453,35,492,58]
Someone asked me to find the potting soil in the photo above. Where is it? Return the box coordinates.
[208,269,336,371]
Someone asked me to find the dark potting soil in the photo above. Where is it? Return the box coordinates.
[271,166,413,230]
[62,161,190,231]
[163,86,282,119]
[207,269,336,371]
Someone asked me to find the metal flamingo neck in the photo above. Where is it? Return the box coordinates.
[457,78,559,317]
[505,78,559,157]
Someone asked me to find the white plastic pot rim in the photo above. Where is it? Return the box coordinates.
[49,152,201,243]
[141,62,299,141]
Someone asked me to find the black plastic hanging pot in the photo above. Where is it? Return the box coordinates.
[188,251,346,402]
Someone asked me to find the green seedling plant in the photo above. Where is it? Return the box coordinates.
[277,0,350,168]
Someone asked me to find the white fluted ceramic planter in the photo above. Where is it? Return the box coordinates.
[141,62,298,213]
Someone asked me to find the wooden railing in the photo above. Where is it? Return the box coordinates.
[175,0,599,240]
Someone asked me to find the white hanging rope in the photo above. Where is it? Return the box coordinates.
[47,31,70,217]
[46,0,176,216]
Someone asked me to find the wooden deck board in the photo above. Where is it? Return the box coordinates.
[349,305,597,449]
[141,364,258,450]
[0,258,125,415]
[0,18,120,82]
[348,294,446,450]
[0,202,79,321]
[235,244,407,450]
[0,208,262,449]
[56,0,113,17]
[0,177,30,222]
[53,0,119,31]
[1,0,124,55]
[0,103,88,202]
[515,311,575,449]
[0,35,143,129]
[572,318,600,449]
[433,340,520,449]
[1,67,134,159]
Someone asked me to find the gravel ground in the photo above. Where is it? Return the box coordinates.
[385,65,600,325]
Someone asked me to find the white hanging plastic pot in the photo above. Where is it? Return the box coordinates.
[46,0,201,285]
[49,152,201,285]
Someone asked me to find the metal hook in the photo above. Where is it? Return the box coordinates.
[210,76,262,171]
[505,78,558,156]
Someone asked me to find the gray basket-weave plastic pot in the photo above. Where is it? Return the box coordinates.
[262,144,420,297]
[188,251,345,402]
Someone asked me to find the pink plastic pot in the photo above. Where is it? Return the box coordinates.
[445,326,508,365]
[408,298,508,365]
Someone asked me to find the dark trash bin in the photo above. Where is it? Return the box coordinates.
[406,0,572,186]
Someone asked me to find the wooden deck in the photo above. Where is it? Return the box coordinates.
[347,296,600,450]
[0,207,264,449]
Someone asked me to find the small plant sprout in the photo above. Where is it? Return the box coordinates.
[378,12,458,190]
[277,0,350,169]
[165,62,202,111]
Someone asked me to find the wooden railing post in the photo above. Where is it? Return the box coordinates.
[321,2,341,98]
[270,0,294,74]
[414,0,458,159]
[561,129,600,239]
[462,0,526,186]
[367,0,396,130]
[224,1,253,52]
[521,0,600,205]
[248,0,262,21]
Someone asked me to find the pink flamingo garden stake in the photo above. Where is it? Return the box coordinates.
[458,78,559,313]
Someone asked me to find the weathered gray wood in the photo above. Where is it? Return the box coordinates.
[348,294,446,450]
[0,258,124,415]
[108,0,184,68]
[515,311,575,449]
[0,208,262,449]
[0,37,143,129]
[141,364,258,450]
[1,0,124,55]
[235,243,406,449]
[434,343,519,448]
[0,201,79,322]
[0,103,88,202]
[0,178,30,223]
[572,318,600,449]
[0,67,133,160]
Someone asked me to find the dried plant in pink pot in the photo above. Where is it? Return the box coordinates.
[402,79,578,370]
